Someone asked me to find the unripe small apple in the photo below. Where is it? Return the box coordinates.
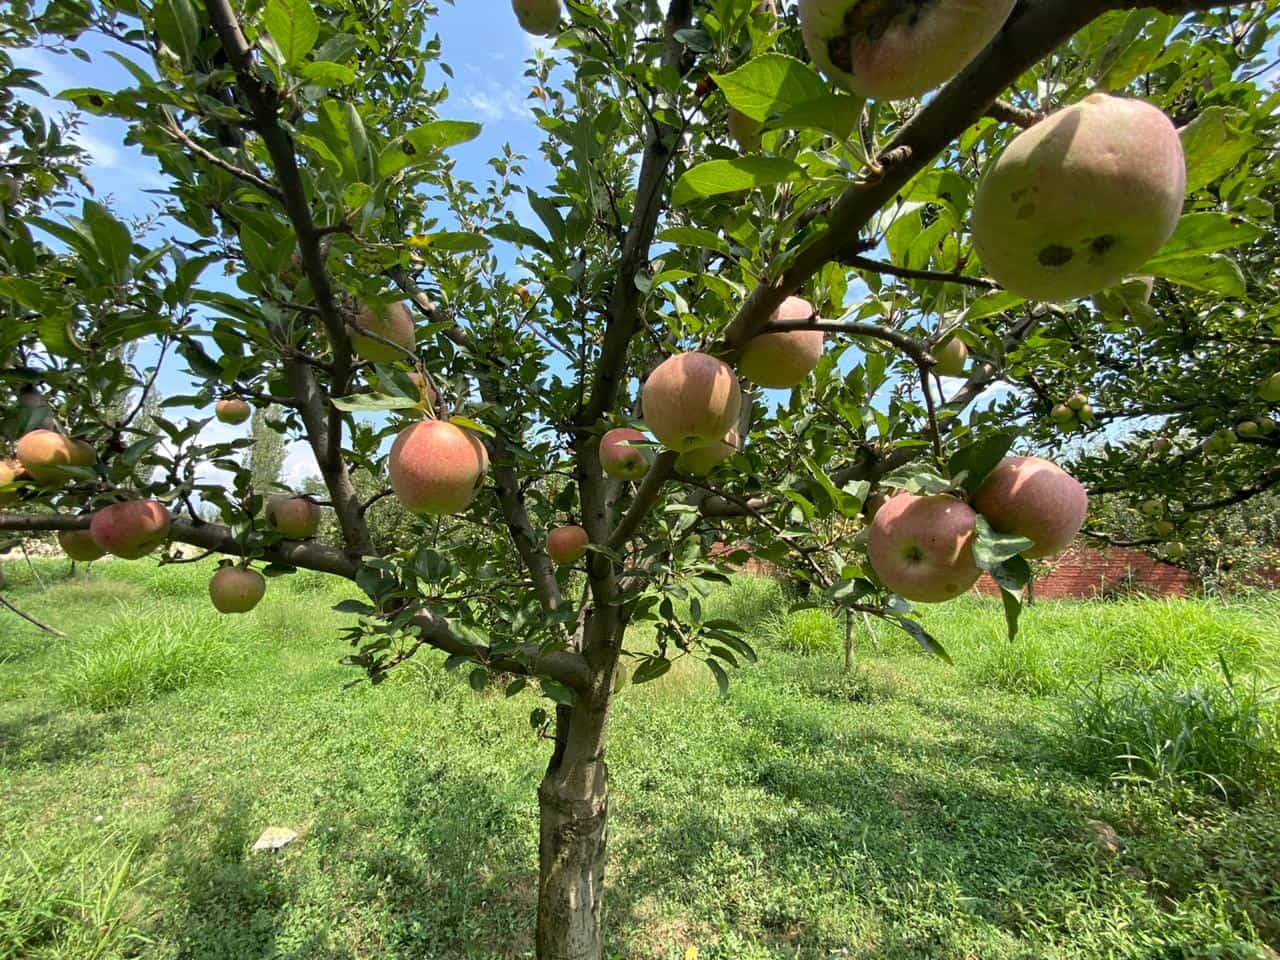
[389,420,488,515]
[547,525,589,566]
[1077,404,1095,425]
[1258,372,1280,403]
[1206,428,1235,455]
[1164,542,1186,561]
[1151,436,1173,455]
[265,495,322,539]
[512,0,561,36]
[351,301,416,363]
[973,456,1088,559]
[600,428,651,481]
[643,352,742,452]
[1050,404,1075,425]
[867,493,981,603]
[1257,416,1276,435]
[215,397,252,425]
[1138,499,1163,518]
[933,338,968,378]
[90,500,171,560]
[1151,519,1176,538]
[1235,420,1259,439]
[973,94,1185,301]
[210,566,267,614]
[1067,393,1088,412]
[738,297,824,389]
[58,528,106,562]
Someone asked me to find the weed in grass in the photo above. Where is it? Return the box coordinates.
[1063,663,1280,804]
[763,607,841,656]
[54,605,253,710]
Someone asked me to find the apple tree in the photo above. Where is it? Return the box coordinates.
[2,1,1278,957]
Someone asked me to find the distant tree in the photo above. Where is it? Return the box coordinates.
[247,405,286,493]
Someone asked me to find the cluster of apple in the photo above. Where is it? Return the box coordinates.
[0,423,326,615]
[1050,394,1095,433]
[867,456,1088,603]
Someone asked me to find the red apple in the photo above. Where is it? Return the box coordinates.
[867,493,981,603]
[351,301,416,363]
[265,495,322,539]
[642,352,742,452]
[215,397,251,425]
[600,428,650,481]
[547,525,589,566]
[90,500,171,559]
[738,296,824,389]
[972,456,1088,559]
[209,566,267,614]
[389,420,489,515]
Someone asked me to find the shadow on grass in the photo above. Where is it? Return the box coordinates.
[0,709,126,771]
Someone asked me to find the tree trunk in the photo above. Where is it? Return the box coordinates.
[536,756,608,959]
[535,688,613,959]
[843,608,854,673]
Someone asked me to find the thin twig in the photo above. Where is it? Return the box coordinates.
[0,595,66,637]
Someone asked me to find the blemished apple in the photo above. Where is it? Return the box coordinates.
[512,0,561,35]
[389,420,489,515]
[58,528,106,562]
[972,94,1185,301]
[90,500,171,559]
[738,297,824,389]
[351,301,416,363]
[798,0,1016,101]
[210,566,267,614]
[215,397,251,425]
[933,337,969,378]
[600,428,651,481]
[265,495,322,539]
[867,493,981,603]
[1259,372,1280,402]
[547,525,590,566]
[16,429,92,485]
[973,456,1088,558]
[675,430,739,476]
[643,352,742,452]
[728,108,763,152]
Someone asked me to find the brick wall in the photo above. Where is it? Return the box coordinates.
[975,544,1198,599]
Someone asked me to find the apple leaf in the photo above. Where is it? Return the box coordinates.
[1147,254,1246,297]
[1180,106,1258,193]
[1146,212,1262,263]
[972,516,1035,571]
[891,616,953,665]
[714,53,861,140]
[331,393,420,412]
[265,0,319,66]
[988,554,1032,642]
[671,158,803,206]
[949,432,1016,496]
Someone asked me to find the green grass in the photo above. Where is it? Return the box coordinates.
[0,558,1277,959]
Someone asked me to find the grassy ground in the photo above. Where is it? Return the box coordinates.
[1,560,1277,960]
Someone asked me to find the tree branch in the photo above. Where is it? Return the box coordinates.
[844,255,1000,291]
[0,594,66,637]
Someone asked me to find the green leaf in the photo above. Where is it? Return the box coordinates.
[448,416,495,438]
[706,659,730,697]
[300,60,356,87]
[333,599,375,614]
[378,121,482,176]
[989,555,1031,641]
[671,158,803,206]
[1146,212,1262,263]
[407,231,490,252]
[265,0,319,65]
[949,432,1015,497]
[716,53,861,139]
[152,0,200,67]
[972,516,1034,571]
[82,200,132,282]
[1148,254,1246,297]
[331,393,420,412]
[891,617,953,665]
[657,227,732,256]
[630,657,671,685]
[468,667,489,692]
[1180,106,1258,193]
[962,290,1024,322]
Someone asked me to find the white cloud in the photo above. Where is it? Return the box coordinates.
[463,83,532,122]
[71,129,123,170]
[281,441,321,487]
